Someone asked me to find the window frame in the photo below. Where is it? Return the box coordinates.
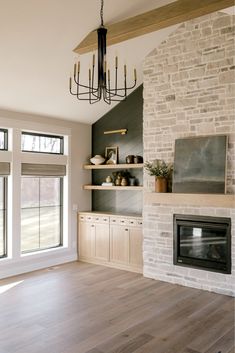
[21,131,64,155]
[0,129,8,151]
[21,176,63,254]
[0,177,7,258]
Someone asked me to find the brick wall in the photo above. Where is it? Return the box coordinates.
[143,12,235,296]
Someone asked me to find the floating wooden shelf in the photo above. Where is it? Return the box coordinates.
[83,185,143,191]
[144,192,235,208]
[83,163,143,170]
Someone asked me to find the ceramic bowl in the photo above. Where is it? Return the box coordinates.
[90,155,105,165]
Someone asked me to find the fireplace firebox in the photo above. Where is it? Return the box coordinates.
[173,214,231,274]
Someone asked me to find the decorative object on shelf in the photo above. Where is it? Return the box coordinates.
[121,176,128,186]
[129,177,136,186]
[145,159,172,193]
[102,182,114,186]
[173,135,227,194]
[69,0,137,104]
[134,156,143,164]
[105,146,118,164]
[90,155,105,165]
[112,170,135,187]
[114,173,122,186]
[104,129,127,135]
[105,175,112,183]
[126,155,134,164]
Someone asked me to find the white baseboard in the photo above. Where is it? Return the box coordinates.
[0,253,78,280]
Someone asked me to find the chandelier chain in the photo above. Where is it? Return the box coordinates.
[100,0,104,26]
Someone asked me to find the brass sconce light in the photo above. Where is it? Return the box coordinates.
[103,129,127,135]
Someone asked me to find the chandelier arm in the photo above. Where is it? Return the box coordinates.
[76,96,101,101]
[76,91,99,97]
[104,78,111,104]
[74,76,99,91]
[105,88,126,98]
[70,88,79,96]
[106,92,126,98]
[106,97,127,102]
[107,80,137,92]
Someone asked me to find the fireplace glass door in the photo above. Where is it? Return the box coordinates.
[174,215,231,274]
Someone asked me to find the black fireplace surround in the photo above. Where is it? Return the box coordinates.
[173,214,231,274]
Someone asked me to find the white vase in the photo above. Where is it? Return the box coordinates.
[90,155,105,165]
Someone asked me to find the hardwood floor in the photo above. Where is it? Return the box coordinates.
[0,262,234,353]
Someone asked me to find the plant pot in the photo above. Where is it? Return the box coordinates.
[155,177,167,193]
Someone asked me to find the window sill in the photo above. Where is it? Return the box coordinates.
[21,245,68,258]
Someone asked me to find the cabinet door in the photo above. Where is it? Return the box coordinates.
[110,225,129,265]
[129,227,143,268]
[79,222,95,259]
[94,223,109,261]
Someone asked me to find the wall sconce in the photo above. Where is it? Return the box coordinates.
[104,129,127,135]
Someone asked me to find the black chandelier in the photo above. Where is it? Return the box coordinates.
[69,0,137,104]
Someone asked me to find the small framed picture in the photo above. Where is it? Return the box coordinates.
[105,146,118,164]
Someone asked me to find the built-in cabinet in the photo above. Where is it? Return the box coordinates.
[78,212,143,273]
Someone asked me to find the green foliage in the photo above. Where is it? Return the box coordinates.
[144,160,172,178]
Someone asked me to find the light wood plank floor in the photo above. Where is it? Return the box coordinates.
[0,262,234,353]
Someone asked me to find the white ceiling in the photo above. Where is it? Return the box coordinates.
[0,1,233,125]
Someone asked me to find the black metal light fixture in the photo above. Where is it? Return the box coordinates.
[69,0,137,104]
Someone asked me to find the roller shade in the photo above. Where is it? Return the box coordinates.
[22,163,66,176]
[0,162,10,176]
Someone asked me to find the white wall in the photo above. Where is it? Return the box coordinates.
[0,109,91,279]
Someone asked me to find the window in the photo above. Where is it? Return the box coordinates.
[21,177,63,253]
[0,129,8,150]
[0,177,7,258]
[21,132,63,154]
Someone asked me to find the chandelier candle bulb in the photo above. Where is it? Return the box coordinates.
[134,68,137,81]
[108,70,110,81]
[77,61,80,73]
[74,63,77,77]
[69,77,72,90]
[124,64,127,76]
[104,60,107,72]
[89,69,91,81]
[115,56,118,68]
[92,54,95,66]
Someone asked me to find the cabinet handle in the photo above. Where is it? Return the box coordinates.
[125,228,129,231]
[91,225,95,227]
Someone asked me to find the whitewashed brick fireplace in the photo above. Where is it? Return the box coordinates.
[143,11,235,296]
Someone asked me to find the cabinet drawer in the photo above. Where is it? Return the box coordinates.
[137,220,143,227]
[94,216,109,224]
[110,217,118,224]
[85,215,96,222]
[128,219,137,227]
[118,218,128,225]
[79,215,86,222]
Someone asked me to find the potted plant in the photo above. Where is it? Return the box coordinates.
[144,159,172,192]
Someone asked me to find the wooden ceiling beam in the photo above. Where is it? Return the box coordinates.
[74,0,234,54]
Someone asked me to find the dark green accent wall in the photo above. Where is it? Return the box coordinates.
[92,85,143,214]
